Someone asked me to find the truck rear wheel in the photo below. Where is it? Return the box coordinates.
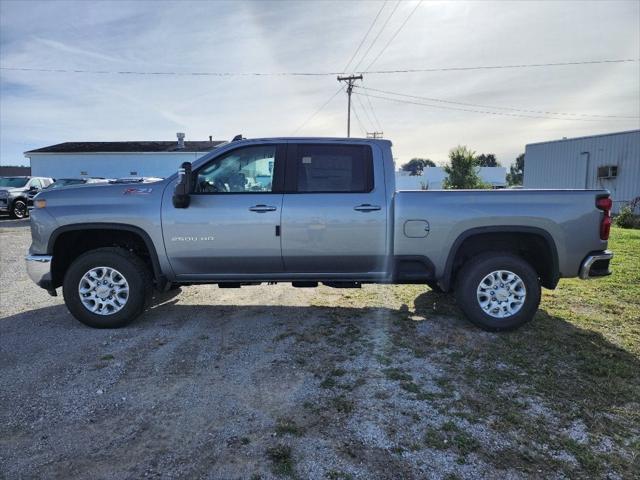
[62,247,152,328]
[455,253,540,331]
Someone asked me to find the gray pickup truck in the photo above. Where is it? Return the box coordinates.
[26,137,613,331]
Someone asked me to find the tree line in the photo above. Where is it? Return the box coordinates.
[400,148,524,188]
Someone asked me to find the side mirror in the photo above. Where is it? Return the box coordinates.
[29,185,38,191]
[173,162,193,208]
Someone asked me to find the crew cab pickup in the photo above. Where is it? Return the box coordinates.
[26,138,613,331]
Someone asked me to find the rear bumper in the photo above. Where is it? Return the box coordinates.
[25,254,53,288]
[579,250,613,279]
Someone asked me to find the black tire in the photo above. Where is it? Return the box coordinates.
[454,253,540,332]
[63,247,152,328]
[10,199,28,219]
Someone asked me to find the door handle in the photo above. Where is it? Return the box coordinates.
[249,204,277,213]
[354,204,381,212]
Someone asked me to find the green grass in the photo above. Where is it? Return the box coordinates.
[350,227,639,477]
[266,444,295,477]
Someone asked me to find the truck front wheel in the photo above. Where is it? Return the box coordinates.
[62,247,152,328]
[455,253,540,331]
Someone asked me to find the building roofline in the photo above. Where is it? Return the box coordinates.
[526,129,640,147]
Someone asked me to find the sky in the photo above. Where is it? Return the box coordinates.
[1,0,639,168]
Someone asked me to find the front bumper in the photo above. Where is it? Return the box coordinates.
[0,198,9,212]
[579,250,613,279]
[25,254,53,288]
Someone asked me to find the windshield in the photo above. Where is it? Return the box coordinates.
[0,177,29,188]
[47,179,86,189]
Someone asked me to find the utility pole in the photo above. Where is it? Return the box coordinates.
[366,131,384,139]
[337,74,363,137]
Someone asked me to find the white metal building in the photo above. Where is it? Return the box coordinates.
[524,130,640,212]
[24,134,224,179]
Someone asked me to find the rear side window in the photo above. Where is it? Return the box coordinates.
[293,144,373,193]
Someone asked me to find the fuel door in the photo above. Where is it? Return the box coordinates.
[404,220,430,238]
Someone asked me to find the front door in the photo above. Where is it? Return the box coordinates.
[280,143,388,275]
[162,143,285,277]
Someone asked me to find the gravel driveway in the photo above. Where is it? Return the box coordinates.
[1,217,637,479]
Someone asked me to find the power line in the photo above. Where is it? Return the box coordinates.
[355,91,376,130]
[1,59,637,77]
[351,1,402,72]
[364,87,384,131]
[350,100,368,135]
[343,1,388,73]
[364,0,423,72]
[356,85,640,119]
[353,91,611,121]
[292,85,344,134]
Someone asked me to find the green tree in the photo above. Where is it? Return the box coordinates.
[507,153,524,186]
[401,157,436,175]
[443,146,487,189]
[475,153,500,167]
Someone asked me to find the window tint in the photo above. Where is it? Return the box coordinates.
[28,178,42,189]
[0,178,28,188]
[295,144,372,193]
[195,145,276,193]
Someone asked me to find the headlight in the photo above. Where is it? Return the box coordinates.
[0,191,8,198]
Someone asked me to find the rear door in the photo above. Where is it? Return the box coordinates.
[162,143,285,277]
[280,142,387,275]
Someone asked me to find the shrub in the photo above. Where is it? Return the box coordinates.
[614,197,640,229]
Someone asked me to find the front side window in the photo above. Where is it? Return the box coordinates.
[28,178,42,189]
[195,145,276,193]
[294,144,372,193]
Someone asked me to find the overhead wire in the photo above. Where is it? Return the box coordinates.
[353,90,608,121]
[355,85,640,119]
[292,85,344,134]
[350,100,369,135]
[350,1,402,73]
[364,0,424,73]
[342,1,388,73]
[354,91,376,131]
[1,59,637,77]
[364,87,384,131]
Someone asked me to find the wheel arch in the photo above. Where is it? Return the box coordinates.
[48,223,164,289]
[440,226,560,292]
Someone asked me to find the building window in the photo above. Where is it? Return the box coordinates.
[130,171,138,175]
[597,165,618,179]
[80,171,88,176]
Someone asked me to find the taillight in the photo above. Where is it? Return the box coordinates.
[596,197,612,211]
[596,196,612,240]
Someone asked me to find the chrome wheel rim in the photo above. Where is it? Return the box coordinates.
[78,266,129,315]
[476,270,526,319]
[13,201,27,218]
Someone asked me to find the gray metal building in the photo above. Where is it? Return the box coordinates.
[524,130,640,213]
